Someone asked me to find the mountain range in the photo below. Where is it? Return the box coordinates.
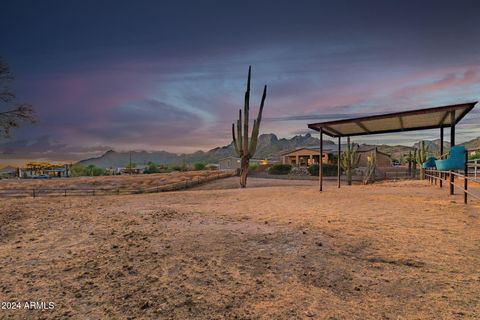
[78,133,480,168]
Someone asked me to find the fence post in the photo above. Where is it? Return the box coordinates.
[450,170,454,195]
[475,159,478,179]
[32,188,35,198]
[464,150,468,204]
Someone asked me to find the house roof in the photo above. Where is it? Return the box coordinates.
[0,166,17,173]
[307,102,477,138]
[357,146,391,157]
[280,145,347,156]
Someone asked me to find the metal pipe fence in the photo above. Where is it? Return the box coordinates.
[0,171,235,198]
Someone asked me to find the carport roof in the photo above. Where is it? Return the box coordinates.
[307,102,477,138]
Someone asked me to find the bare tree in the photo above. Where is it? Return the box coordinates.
[0,57,35,137]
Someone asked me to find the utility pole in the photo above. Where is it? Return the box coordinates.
[129,151,132,175]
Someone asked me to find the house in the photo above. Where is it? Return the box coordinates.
[281,145,347,166]
[19,163,71,178]
[357,146,391,168]
[0,166,18,178]
[281,144,392,169]
[218,156,269,170]
[116,165,147,174]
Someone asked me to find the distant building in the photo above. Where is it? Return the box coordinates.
[0,166,17,178]
[19,163,70,178]
[281,144,392,169]
[281,144,350,166]
[115,165,147,174]
[357,146,391,168]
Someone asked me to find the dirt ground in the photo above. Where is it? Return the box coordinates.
[0,178,479,319]
[0,171,224,191]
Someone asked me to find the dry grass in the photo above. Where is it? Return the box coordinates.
[0,178,479,319]
[0,171,224,191]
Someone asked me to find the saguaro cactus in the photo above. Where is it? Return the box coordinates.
[412,149,417,178]
[363,149,377,185]
[406,151,413,176]
[416,140,427,180]
[340,136,360,185]
[232,66,267,188]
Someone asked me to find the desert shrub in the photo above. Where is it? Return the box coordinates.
[144,162,160,174]
[71,164,104,176]
[308,163,338,176]
[71,164,87,177]
[248,163,258,171]
[193,162,206,171]
[268,164,292,175]
[468,151,480,161]
[170,164,188,171]
[87,165,105,176]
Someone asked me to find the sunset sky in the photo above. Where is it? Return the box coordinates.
[1,0,480,162]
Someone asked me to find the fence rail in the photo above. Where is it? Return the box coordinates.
[0,171,235,198]
[425,150,480,204]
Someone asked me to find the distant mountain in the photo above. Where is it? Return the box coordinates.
[413,139,451,153]
[78,150,181,168]
[462,137,480,150]
[78,133,328,168]
[77,134,480,168]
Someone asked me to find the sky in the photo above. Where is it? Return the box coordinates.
[1,0,480,162]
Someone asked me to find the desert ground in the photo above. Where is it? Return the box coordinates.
[0,171,230,196]
[0,177,479,319]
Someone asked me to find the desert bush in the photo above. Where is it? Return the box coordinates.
[248,163,258,171]
[144,162,160,174]
[71,164,87,177]
[71,164,104,176]
[469,151,480,161]
[87,165,105,176]
[268,164,292,175]
[308,164,338,176]
[170,164,183,171]
[193,162,206,171]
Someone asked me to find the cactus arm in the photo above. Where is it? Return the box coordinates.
[232,122,238,153]
[243,66,251,158]
[237,109,243,156]
[249,120,258,156]
[256,85,267,125]
[248,85,267,156]
[232,123,241,156]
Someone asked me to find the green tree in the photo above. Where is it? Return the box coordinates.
[71,164,87,177]
[125,162,137,174]
[193,162,206,171]
[144,162,160,174]
[468,151,480,161]
[71,164,104,176]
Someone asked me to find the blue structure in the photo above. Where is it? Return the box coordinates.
[435,146,466,171]
[422,156,437,169]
